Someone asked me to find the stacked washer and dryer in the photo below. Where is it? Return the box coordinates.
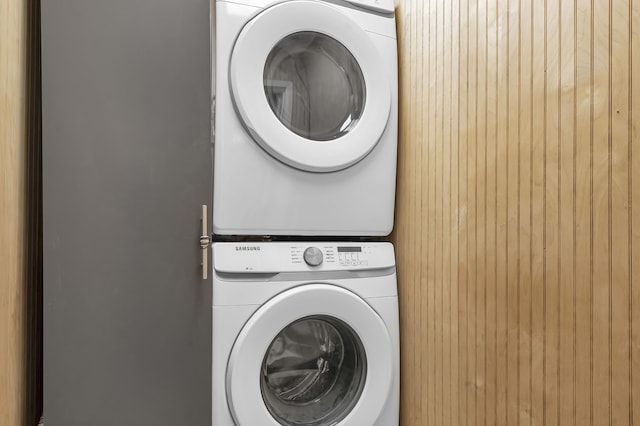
[211,0,400,425]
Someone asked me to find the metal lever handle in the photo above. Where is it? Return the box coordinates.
[200,205,209,280]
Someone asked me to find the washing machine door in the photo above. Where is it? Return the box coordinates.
[229,0,392,173]
[226,284,394,426]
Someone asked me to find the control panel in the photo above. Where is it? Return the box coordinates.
[292,245,370,267]
[214,242,395,273]
[288,245,381,268]
[343,0,395,14]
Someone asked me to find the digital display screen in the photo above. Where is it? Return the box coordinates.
[337,246,362,253]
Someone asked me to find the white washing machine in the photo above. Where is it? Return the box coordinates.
[212,242,400,425]
[212,0,398,236]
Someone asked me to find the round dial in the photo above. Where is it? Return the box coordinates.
[303,247,324,267]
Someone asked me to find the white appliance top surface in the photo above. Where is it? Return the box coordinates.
[215,0,395,14]
[214,242,395,273]
[343,0,394,14]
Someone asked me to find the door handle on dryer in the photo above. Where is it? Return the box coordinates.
[200,205,210,280]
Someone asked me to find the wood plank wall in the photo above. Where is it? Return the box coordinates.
[1,0,28,423]
[392,0,640,424]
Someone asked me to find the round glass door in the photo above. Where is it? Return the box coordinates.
[225,284,394,426]
[263,32,366,142]
[229,0,392,172]
[260,316,367,426]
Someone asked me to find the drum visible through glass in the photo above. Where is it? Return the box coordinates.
[260,316,367,426]
[263,32,366,142]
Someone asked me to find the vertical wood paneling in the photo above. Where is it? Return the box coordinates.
[418,17,427,413]
[611,1,632,425]
[484,1,498,424]
[544,0,561,424]
[558,0,577,424]
[506,1,521,423]
[443,1,453,423]
[530,1,547,423]
[450,0,461,421]
[633,1,640,423]
[392,0,640,424]
[457,0,469,423]
[518,1,534,424]
[574,0,593,423]
[0,0,27,424]
[413,0,424,422]
[467,1,478,422]
[429,0,436,406]
[476,1,487,423]
[395,1,413,423]
[424,0,434,423]
[494,0,508,422]
[592,0,612,421]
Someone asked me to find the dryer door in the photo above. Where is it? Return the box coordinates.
[226,284,394,426]
[229,0,392,172]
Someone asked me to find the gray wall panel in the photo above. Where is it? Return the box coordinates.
[42,0,212,424]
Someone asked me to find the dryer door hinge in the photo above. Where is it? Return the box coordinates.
[200,205,210,280]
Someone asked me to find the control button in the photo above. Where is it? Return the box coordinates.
[303,247,324,267]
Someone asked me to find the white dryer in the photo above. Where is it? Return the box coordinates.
[212,242,400,425]
[212,0,398,236]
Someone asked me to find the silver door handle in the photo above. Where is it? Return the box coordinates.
[200,205,210,280]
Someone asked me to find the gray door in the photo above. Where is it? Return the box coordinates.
[41,0,212,425]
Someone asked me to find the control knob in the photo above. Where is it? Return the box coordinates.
[303,247,323,267]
